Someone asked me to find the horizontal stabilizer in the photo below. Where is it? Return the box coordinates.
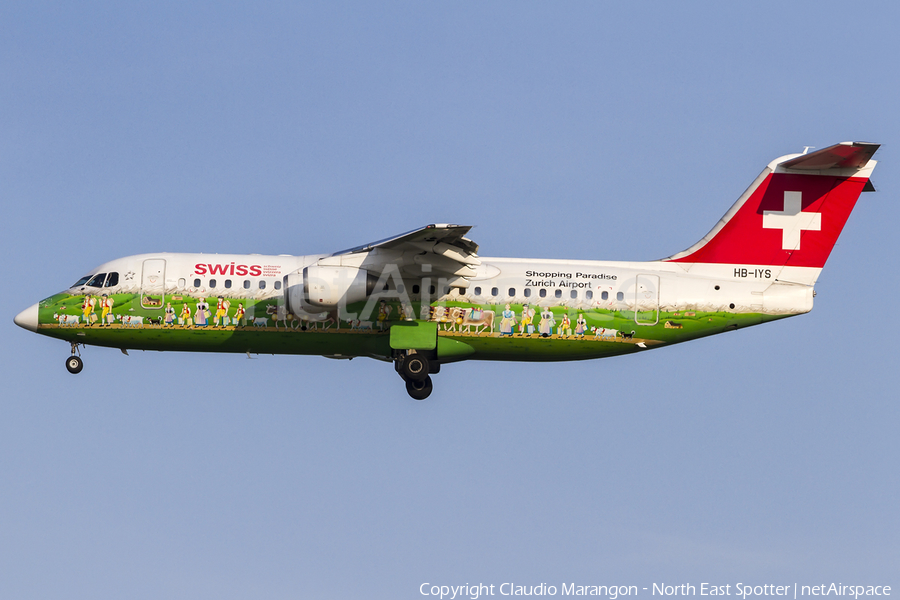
[781,142,880,171]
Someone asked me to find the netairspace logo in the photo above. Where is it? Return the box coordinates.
[418,583,892,600]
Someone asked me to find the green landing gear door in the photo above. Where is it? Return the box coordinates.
[389,321,438,351]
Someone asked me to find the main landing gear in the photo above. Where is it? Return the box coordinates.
[66,342,84,374]
[405,377,433,401]
[395,351,439,400]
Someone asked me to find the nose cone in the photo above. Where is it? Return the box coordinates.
[14,303,40,332]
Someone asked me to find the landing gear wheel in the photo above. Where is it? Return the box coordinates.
[66,355,84,374]
[401,354,430,382]
[406,375,433,400]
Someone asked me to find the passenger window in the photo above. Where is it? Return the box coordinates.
[259,280,266,290]
[616,292,624,301]
[474,287,482,296]
[555,290,562,299]
[508,288,515,297]
[601,291,609,300]
[491,287,499,297]
[178,278,186,289]
[539,289,547,298]
[429,285,435,295]
[194,279,201,288]
[586,290,593,300]
[87,273,106,287]
[412,285,420,294]
[225,280,232,289]
[524,288,531,298]
[104,272,119,287]
[243,280,250,289]
[570,290,577,299]
[397,285,405,294]
[210,279,217,288]
[274,280,282,290]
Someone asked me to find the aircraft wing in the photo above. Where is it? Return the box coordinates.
[328,224,481,285]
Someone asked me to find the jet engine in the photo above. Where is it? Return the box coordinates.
[284,265,380,314]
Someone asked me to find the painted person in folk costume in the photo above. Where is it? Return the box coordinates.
[194,298,209,327]
[377,300,391,331]
[558,313,572,337]
[179,303,192,327]
[164,302,176,327]
[538,308,555,337]
[574,313,587,337]
[519,303,535,335]
[82,294,96,326]
[499,304,516,336]
[400,301,415,321]
[214,296,230,327]
[233,303,246,327]
[99,293,114,326]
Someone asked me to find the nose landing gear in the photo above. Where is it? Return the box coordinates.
[395,351,437,400]
[66,355,84,374]
[66,342,84,374]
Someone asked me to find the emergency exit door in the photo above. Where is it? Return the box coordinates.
[634,274,659,325]
[141,259,166,309]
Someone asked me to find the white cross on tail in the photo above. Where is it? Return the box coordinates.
[762,191,821,250]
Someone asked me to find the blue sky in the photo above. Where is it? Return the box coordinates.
[2,2,898,598]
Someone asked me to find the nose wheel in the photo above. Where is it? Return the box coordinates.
[66,355,83,374]
[66,342,84,374]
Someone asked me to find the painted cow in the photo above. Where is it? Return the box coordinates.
[120,315,145,327]
[266,304,299,329]
[462,308,494,334]
[53,313,80,326]
[443,307,465,332]
[591,327,618,340]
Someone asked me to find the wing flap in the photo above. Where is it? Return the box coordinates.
[328,224,480,285]
[334,224,477,256]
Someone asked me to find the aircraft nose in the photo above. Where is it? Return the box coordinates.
[14,303,39,332]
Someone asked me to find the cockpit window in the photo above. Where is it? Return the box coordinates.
[72,275,93,287]
[87,273,107,288]
[104,272,119,287]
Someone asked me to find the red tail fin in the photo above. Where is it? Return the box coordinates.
[666,142,879,269]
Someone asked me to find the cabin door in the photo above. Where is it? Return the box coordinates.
[634,274,659,326]
[141,259,166,310]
